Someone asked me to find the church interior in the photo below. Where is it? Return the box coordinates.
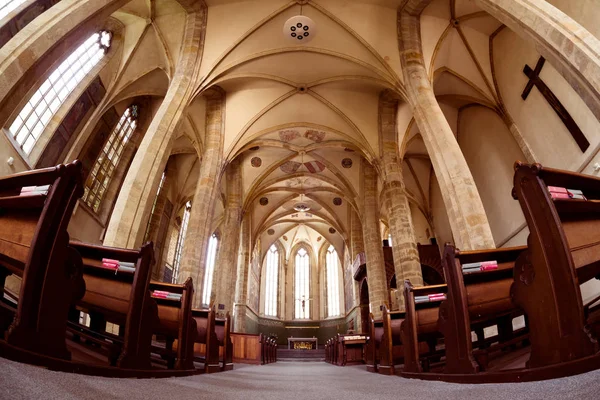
[2,0,600,398]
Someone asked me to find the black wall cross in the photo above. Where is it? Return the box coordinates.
[522,57,589,152]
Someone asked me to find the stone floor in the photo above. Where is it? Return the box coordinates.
[1,357,600,400]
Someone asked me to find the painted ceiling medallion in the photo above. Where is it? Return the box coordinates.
[251,157,262,168]
[259,197,269,206]
[267,229,275,236]
[317,236,322,242]
[329,227,336,234]
[283,15,316,43]
[283,235,288,241]
[294,203,311,212]
[333,197,342,206]
[341,158,353,168]
[249,146,260,151]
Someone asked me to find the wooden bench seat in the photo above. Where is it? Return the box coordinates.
[67,241,158,370]
[512,162,600,368]
[401,282,447,373]
[441,244,529,374]
[150,279,196,370]
[0,161,84,360]
[191,307,220,373]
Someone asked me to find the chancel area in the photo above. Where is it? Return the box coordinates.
[2,0,600,397]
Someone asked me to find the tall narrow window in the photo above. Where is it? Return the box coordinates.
[172,201,191,283]
[295,247,310,319]
[388,233,393,247]
[202,234,219,306]
[82,105,138,212]
[326,245,341,317]
[9,31,111,154]
[264,245,279,317]
[0,1,28,22]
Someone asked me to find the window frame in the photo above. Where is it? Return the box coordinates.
[8,31,112,155]
[81,104,138,212]
[202,233,219,306]
[264,244,279,317]
[326,245,341,317]
[172,201,191,283]
[294,247,310,319]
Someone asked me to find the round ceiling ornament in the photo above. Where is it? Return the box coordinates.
[294,202,311,212]
[267,229,275,236]
[283,15,316,43]
[329,227,336,234]
[251,157,262,168]
[333,197,342,206]
[259,197,269,206]
[341,158,353,168]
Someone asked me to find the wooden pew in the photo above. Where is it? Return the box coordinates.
[325,338,330,363]
[231,332,262,364]
[149,279,196,370]
[512,162,600,367]
[215,312,233,371]
[0,160,84,360]
[191,307,220,373]
[440,244,528,374]
[378,306,406,375]
[337,333,367,366]
[365,313,382,372]
[67,241,158,369]
[401,281,447,373]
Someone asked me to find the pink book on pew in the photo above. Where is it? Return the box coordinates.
[480,264,499,271]
[101,262,118,270]
[102,258,120,265]
[153,293,168,299]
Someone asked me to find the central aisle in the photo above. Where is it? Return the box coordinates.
[1,357,599,400]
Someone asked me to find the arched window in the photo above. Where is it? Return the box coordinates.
[264,244,279,317]
[0,1,28,22]
[202,233,219,306]
[172,201,191,283]
[9,31,111,154]
[82,104,138,212]
[295,247,310,319]
[326,245,341,317]
[388,233,393,246]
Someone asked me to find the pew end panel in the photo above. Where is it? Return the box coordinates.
[378,306,405,376]
[68,241,158,370]
[0,161,85,360]
[440,244,528,374]
[150,278,196,370]
[512,162,599,368]
[401,281,447,374]
[192,307,220,373]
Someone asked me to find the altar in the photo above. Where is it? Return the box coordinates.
[287,337,318,350]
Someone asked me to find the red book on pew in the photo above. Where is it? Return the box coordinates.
[101,262,118,270]
[102,258,120,265]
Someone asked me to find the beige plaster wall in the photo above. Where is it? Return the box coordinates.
[457,106,526,246]
[409,203,431,245]
[545,0,600,40]
[494,28,600,171]
[0,132,29,176]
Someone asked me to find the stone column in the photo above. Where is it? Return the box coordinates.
[379,94,423,311]
[0,0,130,128]
[103,8,207,249]
[213,159,243,315]
[476,0,600,122]
[350,209,364,261]
[177,88,226,308]
[233,215,251,332]
[398,9,495,250]
[361,159,388,319]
